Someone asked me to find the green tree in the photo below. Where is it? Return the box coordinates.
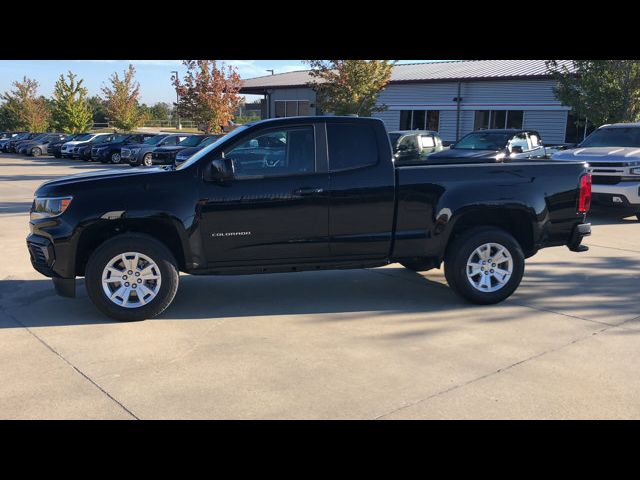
[1,76,51,131]
[546,60,640,126]
[88,95,108,124]
[149,102,172,120]
[304,60,395,116]
[51,71,93,133]
[0,99,21,131]
[101,64,146,131]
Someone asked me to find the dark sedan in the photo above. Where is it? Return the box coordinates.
[47,133,90,158]
[174,134,223,165]
[151,134,213,165]
[427,129,546,163]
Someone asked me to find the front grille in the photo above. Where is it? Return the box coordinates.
[28,243,48,267]
[592,175,621,185]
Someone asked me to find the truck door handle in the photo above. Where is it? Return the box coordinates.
[293,187,324,196]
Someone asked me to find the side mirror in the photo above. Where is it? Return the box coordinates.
[511,145,524,154]
[204,157,235,183]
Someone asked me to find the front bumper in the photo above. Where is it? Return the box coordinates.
[592,182,640,208]
[26,234,77,297]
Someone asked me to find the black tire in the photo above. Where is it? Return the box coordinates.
[444,227,525,305]
[400,258,434,272]
[85,234,180,321]
[110,152,122,164]
[31,147,41,157]
[142,153,153,167]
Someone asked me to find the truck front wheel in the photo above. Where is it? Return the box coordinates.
[444,227,524,305]
[84,234,179,321]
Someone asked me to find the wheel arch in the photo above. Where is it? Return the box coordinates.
[74,217,190,276]
[448,207,536,258]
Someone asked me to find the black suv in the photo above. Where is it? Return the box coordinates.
[91,133,155,164]
[151,134,212,165]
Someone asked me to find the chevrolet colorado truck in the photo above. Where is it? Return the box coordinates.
[552,123,640,220]
[27,116,592,321]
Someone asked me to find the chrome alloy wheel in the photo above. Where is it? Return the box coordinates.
[111,152,121,164]
[466,242,513,293]
[101,252,162,308]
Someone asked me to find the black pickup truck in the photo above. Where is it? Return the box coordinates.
[27,116,592,321]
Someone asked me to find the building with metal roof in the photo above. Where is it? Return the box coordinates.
[240,60,587,144]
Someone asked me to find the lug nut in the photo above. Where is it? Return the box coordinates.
[128,270,133,275]
[135,272,140,276]
[122,275,127,280]
[132,284,136,289]
[124,282,130,287]
[137,279,142,283]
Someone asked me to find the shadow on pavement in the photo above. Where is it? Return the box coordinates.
[1,256,639,329]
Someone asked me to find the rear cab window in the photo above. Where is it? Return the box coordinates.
[327,123,378,171]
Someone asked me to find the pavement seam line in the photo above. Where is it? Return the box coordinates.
[1,308,139,420]
[372,324,614,420]
[585,243,640,255]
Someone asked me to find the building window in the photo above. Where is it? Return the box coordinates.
[474,110,524,130]
[274,100,311,118]
[399,110,440,131]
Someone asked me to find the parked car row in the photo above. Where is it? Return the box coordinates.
[0,130,224,167]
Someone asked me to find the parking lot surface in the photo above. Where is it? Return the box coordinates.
[1,153,639,419]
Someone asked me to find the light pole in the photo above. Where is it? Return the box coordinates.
[171,70,181,130]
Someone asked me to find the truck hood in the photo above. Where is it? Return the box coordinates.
[552,146,640,164]
[36,167,166,195]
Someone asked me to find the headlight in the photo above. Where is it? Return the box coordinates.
[631,167,640,175]
[130,148,141,154]
[30,196,73,220]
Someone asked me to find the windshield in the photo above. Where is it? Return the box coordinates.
[453,132,511,150]
[200,135,222,147]
[73,134,93,141]
[177,136,206,147]
[579,127,640,148]
[110,134,128,143]
[176,126,250,170]
[144,135,166,145]
[388,133,402,150]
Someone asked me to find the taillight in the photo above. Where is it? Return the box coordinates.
[578,173,592,213]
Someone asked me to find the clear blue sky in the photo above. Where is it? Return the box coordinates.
[0,60,431,105]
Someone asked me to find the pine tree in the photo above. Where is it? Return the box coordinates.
[51,71,93,133]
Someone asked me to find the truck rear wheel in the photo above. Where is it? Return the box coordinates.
[85,234,179,321]
[444,227,524,304]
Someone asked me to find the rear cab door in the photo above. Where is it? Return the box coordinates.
[325,118,396,259]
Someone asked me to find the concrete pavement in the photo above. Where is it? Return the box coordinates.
[1,153,639,419]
